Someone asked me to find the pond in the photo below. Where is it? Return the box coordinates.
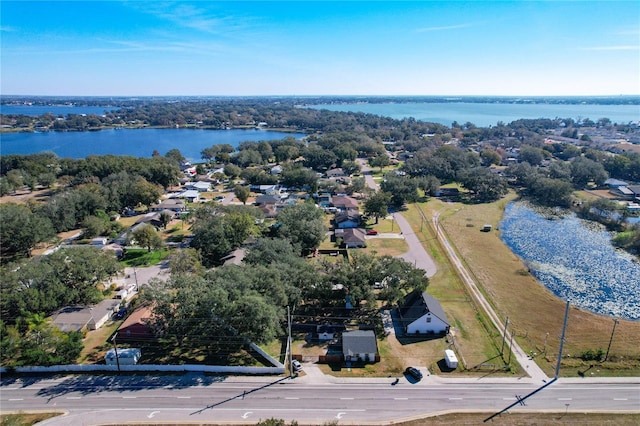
[499,201,640,320]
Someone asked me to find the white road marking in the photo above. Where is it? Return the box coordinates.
[285,397,299,400]
[66,397,81,399]
[558,398,572,401]
[613,398,628,401]
[340,397,354,400]
[8,398,23,401]
[394,397,408,400]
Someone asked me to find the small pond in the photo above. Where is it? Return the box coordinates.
[499,201,640,320]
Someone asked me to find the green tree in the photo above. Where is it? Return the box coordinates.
[130,224,163,252]
[223,163,241,179]
[0,203,55,257]
[234,185,251,205]
[480,148,502,166]
[518,146,545,166]
[380,175,419,208]
[364,191,391,224]
[458,167,509,202]
[276,203,327,255]
[159,210,173,229]
[82,215,108,238]
[169,248,203,275]
[369,155,391,171]
[570,156,608,187]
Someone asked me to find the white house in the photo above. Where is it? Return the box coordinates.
[185,181,211,192]
[172,190,200,203]
[399,291,450,335]
[342,330,378,363]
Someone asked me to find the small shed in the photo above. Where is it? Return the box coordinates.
[444,349,458,369]
[482,224,492,232]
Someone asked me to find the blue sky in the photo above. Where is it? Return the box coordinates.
[1,1,639,96]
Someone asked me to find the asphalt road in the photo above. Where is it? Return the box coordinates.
[358,159,437,277]
[1,373,638,425]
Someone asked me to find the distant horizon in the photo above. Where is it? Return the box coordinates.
[3,94,640,100]
[2,1,638,97]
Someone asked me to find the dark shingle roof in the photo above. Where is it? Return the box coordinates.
[399,291,450,328]
[342,330,377,356]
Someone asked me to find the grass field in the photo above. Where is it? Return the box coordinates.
[423,191,640,377]
[3,412,638,426]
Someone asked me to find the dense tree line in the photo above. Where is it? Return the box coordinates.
[0,154,181,259]
[143,243,427,349]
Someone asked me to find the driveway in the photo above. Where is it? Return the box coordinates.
[358,158,437,277]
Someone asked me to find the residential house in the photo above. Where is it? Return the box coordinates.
[52,299,120,333]
[316,324,345,341]
[398,291,450,335]
[118,305,155,341]
[270,165,283,175]
[342,330,378,363]
[331,195,359,211]
[134,210,176,228]
[335,228,366,248]
[317,193,333,208]
[255,194,282,205]
[150,199,187,213]
[335,212,361,229]
[172,190,200,203]
[184,181,211,192]
[326,168,346,178]
[221,248,246,266]
[250,184,279,194]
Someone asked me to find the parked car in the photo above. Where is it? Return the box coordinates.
[366,229,378,235]
[292,360,303,372]
[114,307,127,320]
[404,366,423,381]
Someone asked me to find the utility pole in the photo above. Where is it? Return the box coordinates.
[555,301,570,379]
[111,332,121,373]
[500,317,510,356]
[287,306,293,378]
[604,318,619,362]
[507,328,514,366]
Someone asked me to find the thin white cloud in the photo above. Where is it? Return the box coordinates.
[128,1,244,35]
[579,45,639,51]
[0,26,17,32]
[416,23,474,33]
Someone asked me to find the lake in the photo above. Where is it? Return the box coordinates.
[499,201,640,320]
[0,128,305,161]
[0,105,117,116]
[309,102,640,127]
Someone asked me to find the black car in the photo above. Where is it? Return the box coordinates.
[404,366,423,381]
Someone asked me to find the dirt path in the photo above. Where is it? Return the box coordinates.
[433,209,549,382]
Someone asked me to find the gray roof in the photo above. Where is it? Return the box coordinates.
[399,291,450,328]
[342,330,377,356]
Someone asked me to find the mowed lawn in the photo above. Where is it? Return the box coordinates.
[422,191,640,377]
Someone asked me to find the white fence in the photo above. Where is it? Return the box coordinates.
[0,364,285,375]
